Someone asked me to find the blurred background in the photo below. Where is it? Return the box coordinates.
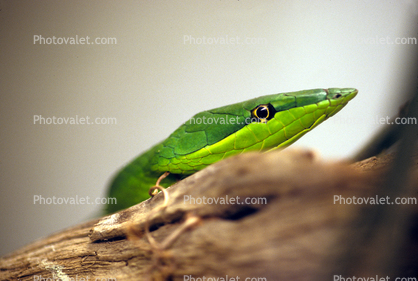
[0,0,417,256]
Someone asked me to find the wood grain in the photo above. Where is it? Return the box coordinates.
[1,149,417,281]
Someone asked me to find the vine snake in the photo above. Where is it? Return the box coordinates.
[105,88,357,214]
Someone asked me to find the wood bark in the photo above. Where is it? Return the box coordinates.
[1,149,417,281]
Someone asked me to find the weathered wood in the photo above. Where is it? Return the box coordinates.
[1,149,417,281]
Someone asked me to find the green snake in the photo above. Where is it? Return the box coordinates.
[105,88,357,214]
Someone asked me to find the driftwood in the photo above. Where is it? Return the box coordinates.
[1,149,418,281]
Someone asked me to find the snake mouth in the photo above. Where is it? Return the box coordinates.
[346,88,358,100]
[324,88,358,118]
[327,88,358,101]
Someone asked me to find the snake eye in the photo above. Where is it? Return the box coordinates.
[251,104,276,123]
[333,93,342,99]
[256,106,269,119]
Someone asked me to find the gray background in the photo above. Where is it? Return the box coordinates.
[0,0,417,256]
